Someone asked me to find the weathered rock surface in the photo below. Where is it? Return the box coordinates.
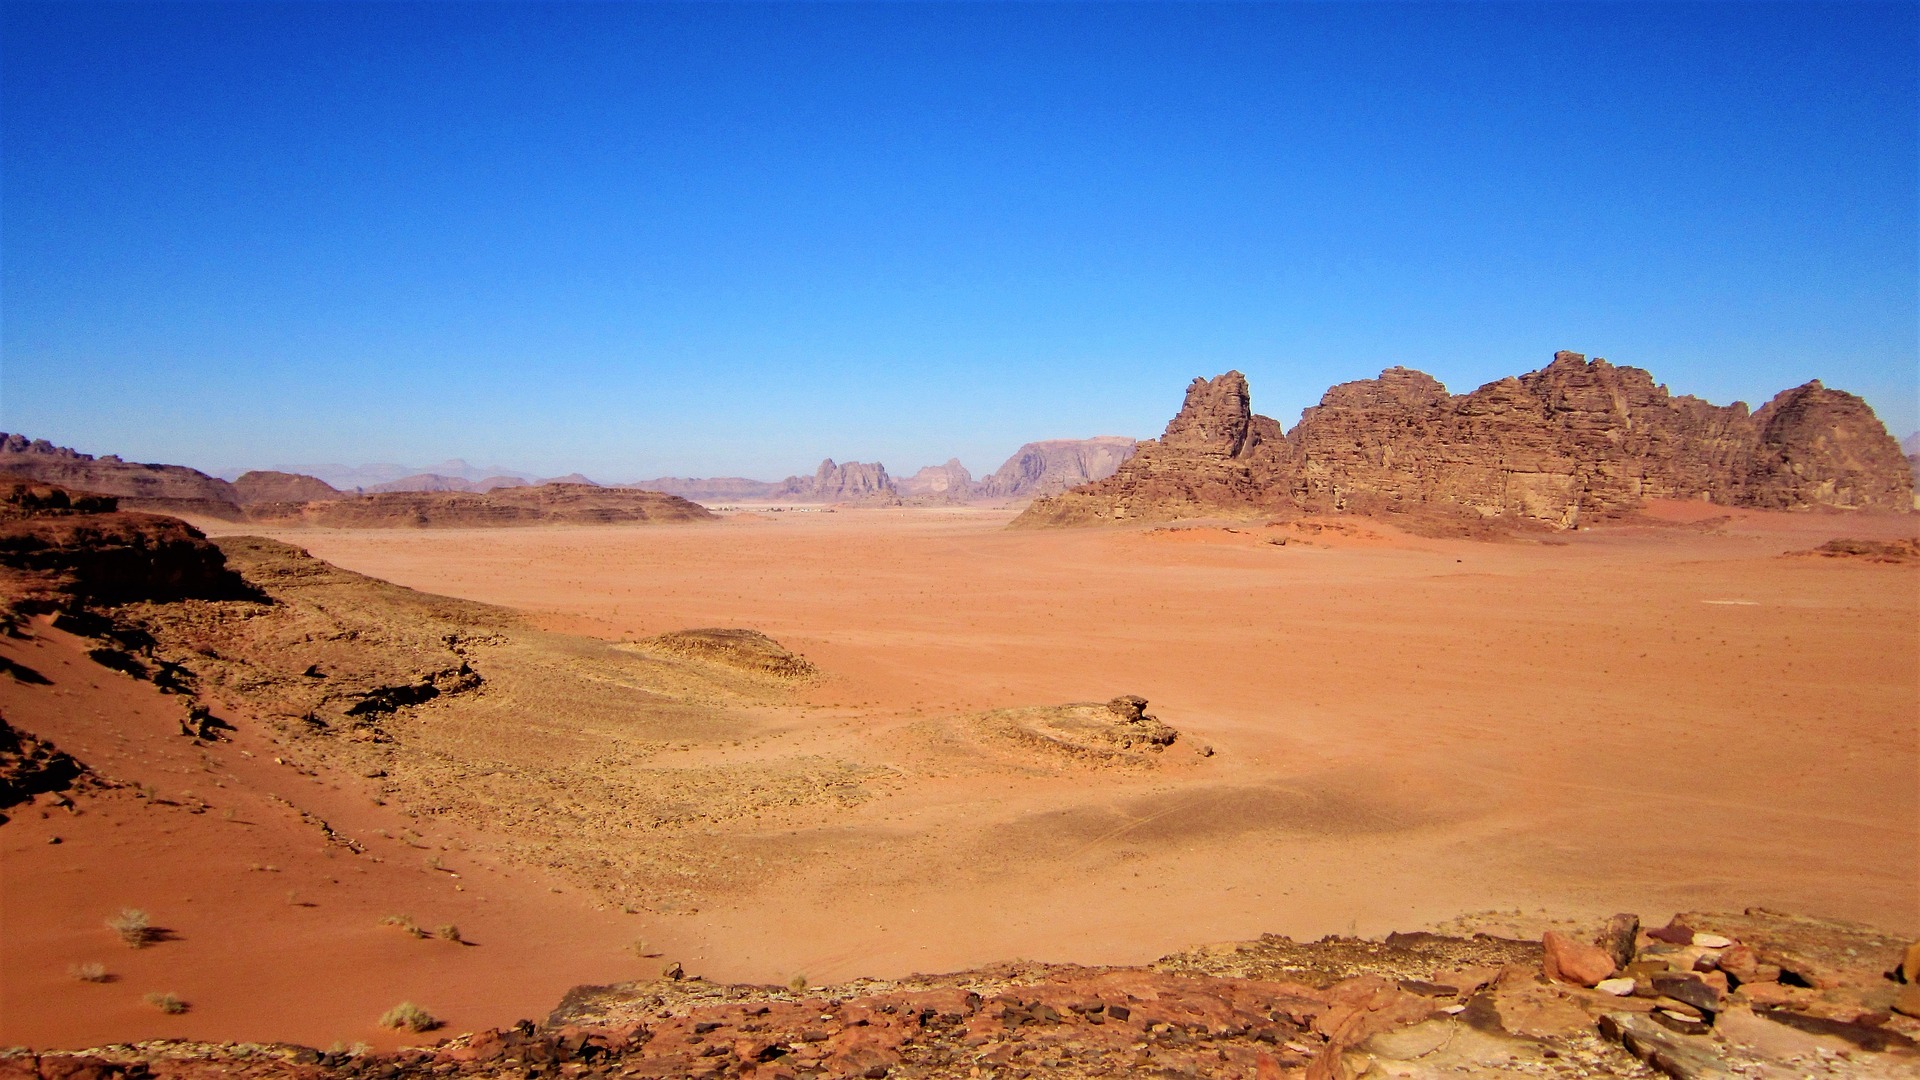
[629,476,782,502]
[898,459,976,502]
[639,628,818,679]
[21,912,1917,1078]
[1016,353,1912,528]
[774,459,899,504]
[0,435,242,518]
[0,480,257,611]
[244,484,714,528]
[977,437,1138,500]
[231,470,343,505]
[1013,373,1292,526]
[0,713,90,818]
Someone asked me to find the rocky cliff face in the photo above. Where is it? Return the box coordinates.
[774,459,899,503]
[1013,374,1291,526]
[0,435,242,518]
[232,470,343,505]
[1016,353,1913,528]
[977,437,1138,500]
[0,478,256,610]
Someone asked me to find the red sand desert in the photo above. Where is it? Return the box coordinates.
[4,502,1916,1053]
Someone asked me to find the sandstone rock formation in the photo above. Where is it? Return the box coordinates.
[978,436,1138,500]
[1016,353,1913,529]
[1013,373,1292,526]
[0,479,256,611]
[628,476,781,502]
[0,435,242,518]
[898,458,976,502]
[774,459,899,503]
[245,484,713,528]
[231,470,342,505]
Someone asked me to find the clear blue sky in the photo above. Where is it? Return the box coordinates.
[4,1,1915,481]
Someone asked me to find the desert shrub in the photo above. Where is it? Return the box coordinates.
[107,908,154,948]
[435,924,462,943]
[379,914,428,938]
[788,974,808,994]
[144,991,187,1014]
[69,962,109,983]
[379,1001,439,1032]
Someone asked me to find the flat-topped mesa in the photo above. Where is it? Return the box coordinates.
[1014,351,1913,529]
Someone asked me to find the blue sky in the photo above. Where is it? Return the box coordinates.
[3,2,1915,481]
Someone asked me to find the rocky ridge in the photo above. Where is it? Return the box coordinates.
[0,436,242,519]
[6,908,1916,1079]
[1017,353,1913,529]
[774,460,900,504]
[231,471,344,505]
[243,484,713,528]
[976,437,1138,500]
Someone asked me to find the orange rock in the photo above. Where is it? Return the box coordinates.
[1542,930,1617,987]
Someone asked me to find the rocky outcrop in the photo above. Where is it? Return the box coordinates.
[0,479,256,610]
[0,714,89,818]
[629,476,781,502]
[1013,373,1291,526]
[232,470,342,505]
[0,435,242,518]
[978,437,1137,499]
[1745,381,1915,511]
[774,459,899,503]
[1016,354,1913,529]
[245,484,714,528]
[21,908,1917,1079]
[899,459,976,502]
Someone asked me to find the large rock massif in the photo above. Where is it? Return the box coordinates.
[1017,353,1913,529]
[774,459,900,504]
[977,437,1139,499]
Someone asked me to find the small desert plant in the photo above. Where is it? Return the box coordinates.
[788,974,809,994]
[144,991,187,1014]
[434,924,462,943]
[379,1001,439,1032]
[69,962,109,983]
[379,914,429,938]
[107,908,154,948]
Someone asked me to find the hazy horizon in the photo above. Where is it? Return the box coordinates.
[4,2,1915,480]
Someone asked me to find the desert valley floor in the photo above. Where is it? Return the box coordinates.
[3,503,1915,1053]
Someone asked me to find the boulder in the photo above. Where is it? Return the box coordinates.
[1541,930,1616,987]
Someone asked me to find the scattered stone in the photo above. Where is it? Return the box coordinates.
[1594,978,1635,996]
[1691,932,1734,949]
[1542,930,1617,987]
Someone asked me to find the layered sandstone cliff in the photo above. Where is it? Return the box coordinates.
[1016,353,1912,528]
[246,484,714,528]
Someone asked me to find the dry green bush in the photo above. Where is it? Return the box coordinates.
[106,909,154,948]
[379,1001,439,1032]
[69,962,109,983]
[435,924,462,943]
[143,991,187,1014]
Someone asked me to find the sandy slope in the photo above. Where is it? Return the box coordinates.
[198,506,1918,981]
[0,625,650,1050]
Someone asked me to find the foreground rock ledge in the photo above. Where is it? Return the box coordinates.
[6,908,1916,1079]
